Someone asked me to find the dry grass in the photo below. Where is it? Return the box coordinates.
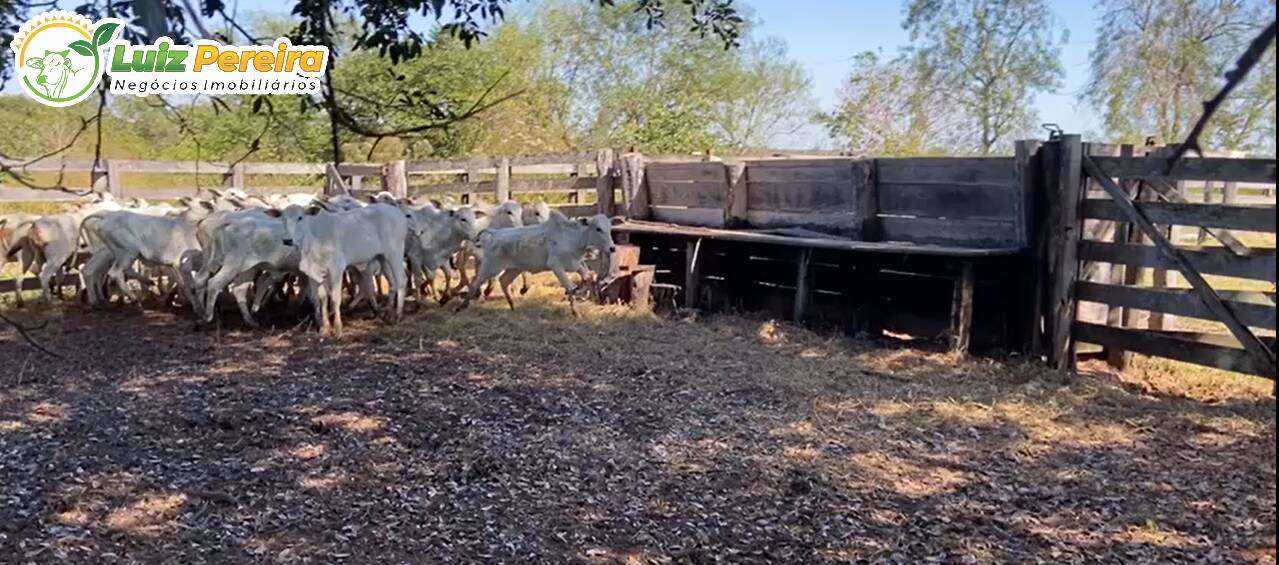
[0,276,1274,563]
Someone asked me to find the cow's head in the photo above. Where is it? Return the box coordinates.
[268,203,326,246]
[577,214,618,280]
[522,201,551,225]
[493,200,524,229]
[448,206,482,241]
[28,49,76,97]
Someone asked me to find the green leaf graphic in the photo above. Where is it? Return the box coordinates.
[68,40,95,57]
[92,22,120,47]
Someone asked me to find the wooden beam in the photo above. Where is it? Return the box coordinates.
[793,248,812,322]
[1081,154,1275,372]
[1080,200,1276,233]
[223,163,246,191]
[1106,144,1141,369]
[1076,281,1275,330]
[324,163,350,196]
[1140,175,1252,255]
[950,261,975,354]
[684,238,703,309]
[1091,155,1276,183]
[1074,322,1275,379]
[1048,135,1084,371]
[1078,240,1275,281]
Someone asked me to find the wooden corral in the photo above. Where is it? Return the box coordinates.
[4,142,1276,379]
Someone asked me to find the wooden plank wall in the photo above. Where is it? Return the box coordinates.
[875,157,1024,248]
[743,159,874,237]
[644,162,728,227]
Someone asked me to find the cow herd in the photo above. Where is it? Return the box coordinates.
[0,190,619,336]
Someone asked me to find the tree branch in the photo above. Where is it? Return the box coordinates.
[1166,19,1276,172]
[0,311,65,360]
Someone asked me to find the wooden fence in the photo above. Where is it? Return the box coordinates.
[1040,136,1277,380]
[0,150,621,220]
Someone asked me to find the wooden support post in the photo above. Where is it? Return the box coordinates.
[223,163,246,191]
[462,168,479,205]
[1147,180,1180,330]
[1047,134,1084,371]
[856,160,881,242]
[1015,140,1043,354]
[725,162,748,228]
[382,160,408,199]
[573,161,592,204]
[595,149,615,216]
[495,157,511,202]
[793,248,812,323]
[1197,180,1215,244]
[1106,144,1139,370]
[950,261,975,354]
[621,153,649,219]
[1220,180,1238,243]
[90,159,122,197]
[684,238,703,309]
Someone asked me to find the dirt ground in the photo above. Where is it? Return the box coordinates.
[1,283,1275,564]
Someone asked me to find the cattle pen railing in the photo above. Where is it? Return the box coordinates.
[3,143,1276,381]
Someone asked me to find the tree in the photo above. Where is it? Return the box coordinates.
[903,0,1065,155]
[0,0,742,165]
[817,51,966,156]
[1088,0,1276,153]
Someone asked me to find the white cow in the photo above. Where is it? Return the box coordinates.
[453,200,524,296]
[455,212,617,315]
[198,215,299,327]
[84,203,213,308]
[19,193,123,303]
[273,202,409,336]
[0,213,39,306]
[404,205,483,302]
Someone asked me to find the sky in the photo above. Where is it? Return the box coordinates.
[4,0,1109,149]
[745,0,1104,148]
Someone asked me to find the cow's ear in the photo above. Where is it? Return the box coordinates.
[27,57,44,70]
[366,194,377,203]
[264,208,283,218]
[473,209,487,218]
[199,200,216,211]
[429,199,442,208]
[577,217,588,226]
[207,188,224,198]
[306,205,324,215]
[177,196,192,207]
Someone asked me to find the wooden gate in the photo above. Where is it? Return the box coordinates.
[1042,135,1277,379]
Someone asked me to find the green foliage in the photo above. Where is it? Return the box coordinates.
[1088,0,1276,154]
[903,0,1065,155]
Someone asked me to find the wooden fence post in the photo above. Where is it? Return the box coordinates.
[595,149,615,216]
[684,238,703,309]
[725,162,748,228]
[793,248,812,322]
[573,160,592,204]
[1047,134,1084,371]
[462,167,479,205]
[382,160,408,199]
[1014,140,1043,355]
[494,157,511,202]
[621,153,649,220]
[1105,144,1141,370]
[91,160,122,197]
[325,163,349,196]
[223,163,245,192]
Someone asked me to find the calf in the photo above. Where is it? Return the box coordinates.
[453,200,523,296]
[19,193,123,303]
[86,203,213,308]
[274,203,409,336]
[199,215,299,327]
[404,205,483,301]
[455,212,617,315]
[0,213,38,306]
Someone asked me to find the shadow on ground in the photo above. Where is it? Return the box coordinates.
[1,284,1275,564]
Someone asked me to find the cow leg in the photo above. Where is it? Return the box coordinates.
[498,270,520,310]
[438,262,457,305]
[230,279,259,328]
[313,278,332,335]
[550,264,578,317]
[519,272,531,296]
[329,276,345,337]
[37,254,65,305]
[107,254,143,306]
